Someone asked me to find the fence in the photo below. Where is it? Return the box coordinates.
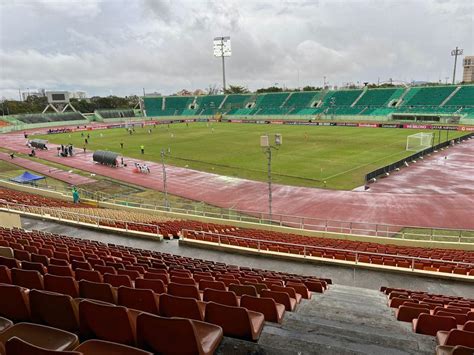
[182,229,474,272]
[365,132,473,182]
[2,178,473,243]
[0,201,161,236]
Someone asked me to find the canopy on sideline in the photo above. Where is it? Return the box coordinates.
[92,150,120,167]
[10,171,46,184]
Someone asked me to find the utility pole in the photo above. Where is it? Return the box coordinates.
[161,149,169,210]
[260,134,282,223]
[213,37,231,93]
[451,47,464,84]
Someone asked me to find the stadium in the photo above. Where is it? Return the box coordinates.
[0,1,473,354]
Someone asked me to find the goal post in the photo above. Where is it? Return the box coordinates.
[406,133,433,151]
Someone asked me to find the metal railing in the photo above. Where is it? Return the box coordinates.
[2,178,474,243]
[0,202,161,236]
[182,229,474,272]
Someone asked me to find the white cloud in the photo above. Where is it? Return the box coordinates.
[0,0,472,98]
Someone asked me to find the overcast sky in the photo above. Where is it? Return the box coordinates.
[0,0,472,99]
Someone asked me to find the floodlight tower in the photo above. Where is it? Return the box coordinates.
[213,37,231,93]
[260,134,282,223]
[451,47,464,84]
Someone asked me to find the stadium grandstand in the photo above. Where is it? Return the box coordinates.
[139,84,474,124]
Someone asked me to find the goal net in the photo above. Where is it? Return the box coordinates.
[406,133,433,151]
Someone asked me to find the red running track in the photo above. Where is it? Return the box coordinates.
[1,129,473,230]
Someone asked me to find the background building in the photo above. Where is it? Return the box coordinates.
[463,56,474,83]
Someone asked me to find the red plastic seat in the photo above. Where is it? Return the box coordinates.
[0,316,13,333]
[0,323,79,352]
[135,278,166,294]
[286,282,312,299]
[31,253,49,266]
[435,345,474,355]
[79,300,137,346]
[21,261,48,275]
[199,280,226,291]
[71,260,91,271]
[228,284,258,297]
[159,293,205,321]
[5,337,81,355]
[269,285,302,303]
[167,282,201,300]
[136,312,223,355]
[103,273,133,288]
[413,314,458,336]
[203,288,239,307]
[79,280,117,304]
[436,329,474,347]
[0,265,12,284]
[117,269,141,280]
[143,272,169,284]
[204,301,264,341]
[170,276,196,285]
[0,255,20,269]
[75,339,153,355]
[29,289,79,333]
[117,286,159,314]
[75,268,103,283]
[47,265,74,278]
[44,274,79,298]
[396,306,430,322]
[303,280,324,293]
[0,284,30,322]
[240,294,285,323]
[260,289,296,312]
[11,268,44,290]
[94,265,116,275]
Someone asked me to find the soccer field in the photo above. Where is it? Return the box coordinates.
[36,123,465,190]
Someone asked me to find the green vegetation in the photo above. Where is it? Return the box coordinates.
[36,122,466,190]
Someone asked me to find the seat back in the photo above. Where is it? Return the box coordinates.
[463,321,474,332]
[44,274,79,298]
[31,253,49,266]
[443,329,474,347]
[0,283,30,321]
[143,272,169,284]
[5,337,81,355]
[11,268,44,290]
[136,313,199,354]
[118,286,159,314]
[414,313,458,336]
[203,288,239,307]
[29,289,79,332]
[79,280,116,304]
[0,265,12,284]
[79,300,135,345]
[240,295,280,323]
[47,265,74,278]
[396,306,429,322]
[261,289,292,311]
[167,282,200,300]
[104,273,133,288]
[204,301,251,339]
[199,280,226,291]
[0,255,20,269]
[21,261,47,275]
[229,284,258,297]
[135,278,166,294]
[270,285,297,298]
[159,293,203,321]
[75,268,103,283]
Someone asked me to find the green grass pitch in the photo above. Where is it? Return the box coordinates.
[36,123,465,190]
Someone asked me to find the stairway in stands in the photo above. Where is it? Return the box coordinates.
[254,285,435,355]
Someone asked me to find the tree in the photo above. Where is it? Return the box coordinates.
[302,85,322,91]
[256,86,283,93]
[224,85,249,94]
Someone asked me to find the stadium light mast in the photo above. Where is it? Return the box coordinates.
[160,149,169,210]
[260,134,282,223]
[213,37,231,93]
[451,47,463,84]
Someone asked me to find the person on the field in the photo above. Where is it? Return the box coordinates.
[140,145,144,154]
[72,187,80,204]
[120,142,124,149]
